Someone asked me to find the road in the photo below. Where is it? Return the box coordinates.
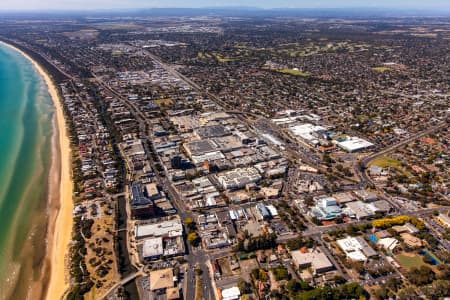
[30,40,449,299]
[356,121,448,185]
[101,269,146,300]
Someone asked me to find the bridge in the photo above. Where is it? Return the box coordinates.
[99,269,145,300]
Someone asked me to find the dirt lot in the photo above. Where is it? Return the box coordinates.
[239,258,259,282]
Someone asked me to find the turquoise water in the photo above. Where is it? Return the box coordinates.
[420,250,442,265]
[0,44,54,300]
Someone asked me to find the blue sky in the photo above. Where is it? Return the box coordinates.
[1,0,449,11]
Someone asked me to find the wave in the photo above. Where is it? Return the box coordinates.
[0,46,54,300]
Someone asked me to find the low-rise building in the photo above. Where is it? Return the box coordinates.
[136,218,183,239]
[377,237,399,251]
[217,167,261,190]
[142,237,164,260]
[310,196,342,220]
[221,287,241,300]
[344,201,377,220]
[337,236,377,261]
[335,136,374,152]
[437,213,450,228]
[131,182,155,219]
[291,248,334,275]
[149,268,175,292]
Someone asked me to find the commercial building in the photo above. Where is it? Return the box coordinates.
[131,182,155,219]
[310,196,342,220]
[335,137,374,152]
[337,236,377,261]
[217,167,262,190]
[191,151,225,165]
[184,139,218,156]
[136,218,183,239]
[138,219,185,260]
[437,213,450,228]
[195,124,230,139]
[353,190,379,202]
[166,287,180,300]
[145,182,161,200]
[256,203,271,220]
[378,237,399,251]
[123,139,146,156]
[289,124,327,145]
[372,200,392,212]
[344,201,377,220]
[142,237,164,260]
[149,268,175,291]
[291,248,334,274]
[221,287,241,300]
[212,135,243,152]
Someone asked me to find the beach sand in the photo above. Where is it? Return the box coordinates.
[1,42,74,300]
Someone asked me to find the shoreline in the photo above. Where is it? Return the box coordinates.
[0,41,74,300]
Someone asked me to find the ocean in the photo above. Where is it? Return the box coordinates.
[0,44,55,299]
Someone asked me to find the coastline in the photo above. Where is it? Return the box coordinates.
[0,41,74,300]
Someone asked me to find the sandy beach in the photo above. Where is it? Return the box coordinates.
[0,42,74,300]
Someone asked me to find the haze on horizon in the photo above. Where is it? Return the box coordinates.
[1,0,450,11]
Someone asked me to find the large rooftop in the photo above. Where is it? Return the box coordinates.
[149,268,174,291]
[136,219,183,239]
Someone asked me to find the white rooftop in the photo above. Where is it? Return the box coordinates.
[136,219,183,239]
[221,286,240,300]
[337,236,369,261]
[337,137,374,152]
[142,237,164,258]
[290,124,326,142]
[378,237,399,251]
[266,205,279,217]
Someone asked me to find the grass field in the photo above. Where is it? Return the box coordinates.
[372,66,393,72]
[112,51,123,56]
[371,157,402,168]
[275,68,310,77]
[396,253,426,270]
[213,53,235,63]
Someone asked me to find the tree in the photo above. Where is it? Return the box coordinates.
[407,265,435,286]
[272,266,290,281]
[334,275,347,284]
[259,269,269,282]
[187,232,200,247]
[422,280,450,299]
[185,217,196,232]
[286,279,301,294]
[386,277,402,291]
[397,287,417,300]
[238,279,250,294]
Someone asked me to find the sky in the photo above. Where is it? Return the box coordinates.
[1,0,449,11]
